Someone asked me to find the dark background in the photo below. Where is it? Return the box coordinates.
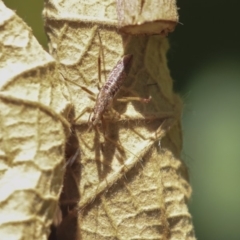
[3,0,240,239]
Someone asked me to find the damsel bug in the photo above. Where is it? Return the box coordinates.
[89,54,151,129]
[65,54,151,130]
[89,54,133,127]
[62,53,151,166]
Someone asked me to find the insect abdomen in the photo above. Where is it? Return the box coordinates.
[103,54,133,98]
[90,54,133,126]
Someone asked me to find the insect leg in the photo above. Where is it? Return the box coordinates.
[117,96,152,103]
[74,106,93,122]
[116,86,152,103]
[59,72,97,122]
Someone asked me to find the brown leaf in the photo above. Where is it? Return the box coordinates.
[0,2,70,239]
[116,0,179,35]
[43,0,196,239]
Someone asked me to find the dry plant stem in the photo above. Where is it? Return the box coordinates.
[43,0,196,239]
[0,2,71,240]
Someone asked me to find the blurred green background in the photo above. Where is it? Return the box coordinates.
[3,0,240,239]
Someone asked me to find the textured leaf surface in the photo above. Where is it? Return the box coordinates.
[43,0,196,239]
[117,0,178,35]
[0,2,70,239]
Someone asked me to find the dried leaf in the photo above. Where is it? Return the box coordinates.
[117,0,179,35]
[0,2,70,239]
[43,0,196,239]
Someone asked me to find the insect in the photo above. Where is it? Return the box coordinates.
[63,53,151,166]
[89,54,133,128]
[66,54,151,130]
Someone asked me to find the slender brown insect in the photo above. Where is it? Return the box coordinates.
[63,55,133,168]
[64,54,150,165]
[62,54,150,129]
[89,54,133,128]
